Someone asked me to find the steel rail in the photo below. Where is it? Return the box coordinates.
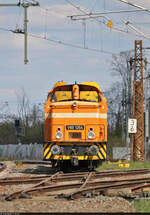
[0,177,49,185]
[63,168,150,176]
[48,169,150,183]
[5,174,150,201]
[5,172,60,201]
[65,179,150,200]
[0,172,90,185]
[0,172,95,185]
[131,183,150,192]
[5,172,96,201]
[0,175,49,181]
[1,169,150,185]
[62,168,150,176]
[29,177,150,194]
[20,160,52,165]
[0,174,55,185]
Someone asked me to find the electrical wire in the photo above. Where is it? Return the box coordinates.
[29,0,147,51]
[0,26,115,55]
[0,24,148,55]
[125,21,150,41]
[1,1,150,56]
[65,0,87,15]
[31,0,139,53]
[29,33,114,55]
[116,0,150,15]
[70,8,150,17]
[0,1,113,55]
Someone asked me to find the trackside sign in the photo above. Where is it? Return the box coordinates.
[128,118,137,134]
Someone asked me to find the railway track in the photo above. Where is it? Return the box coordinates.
[2,168,150,201]
[0,168,150,185]
[0,162,6,173]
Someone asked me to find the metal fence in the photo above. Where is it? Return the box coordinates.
[113,144,150,160]
[0,143,43,160]
[113,147,131,160]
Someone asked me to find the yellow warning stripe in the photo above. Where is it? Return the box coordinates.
[97,151,103,159]
[98,143,106,159]
[100,147,106,159]
[43,143,48,149]
[43,146,50,157]
[43,143,54,160]
[46,152,52,160]
[103,143,107,151]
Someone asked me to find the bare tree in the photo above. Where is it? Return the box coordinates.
[111,51,133,141]
[30,104,44,127]
[111,51,131,87]
[104,81,123,132]
[16,88,30,127]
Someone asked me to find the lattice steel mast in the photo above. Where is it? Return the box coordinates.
[132,40,144,161]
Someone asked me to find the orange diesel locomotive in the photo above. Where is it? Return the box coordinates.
[44,81,107,169]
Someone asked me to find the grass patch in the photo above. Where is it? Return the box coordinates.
[96,161,150,171]
[0,157,13,161]
[134,199,150,212]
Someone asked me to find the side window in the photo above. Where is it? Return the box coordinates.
[51,93,57,102]
[98,94,101,102]
[47,93,50,101]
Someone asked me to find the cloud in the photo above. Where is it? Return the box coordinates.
[0,89,15,99]
[87,57,106,66]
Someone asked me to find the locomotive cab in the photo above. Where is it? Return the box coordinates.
[44,82,107,170]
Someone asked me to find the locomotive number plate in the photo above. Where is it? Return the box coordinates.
[66,125,84,130]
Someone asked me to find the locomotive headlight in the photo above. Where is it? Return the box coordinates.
[72,102,77,107]
[88,131,95,139]
[55,127,62,139]
[56,131,62,139]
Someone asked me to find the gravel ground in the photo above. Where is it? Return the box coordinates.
[0,195,136,213]
[0,161,136,213]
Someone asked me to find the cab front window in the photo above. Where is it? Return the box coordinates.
[80,90,100,102]
[51,91,72,102]
[79,85,101,102]
[50,84,101,102]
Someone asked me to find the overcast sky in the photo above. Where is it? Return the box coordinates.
[0,0,150,114]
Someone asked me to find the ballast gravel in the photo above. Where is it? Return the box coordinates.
[0,195,136,213]
[0,161,136,213]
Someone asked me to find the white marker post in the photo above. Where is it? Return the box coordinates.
[128,118,137,134]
